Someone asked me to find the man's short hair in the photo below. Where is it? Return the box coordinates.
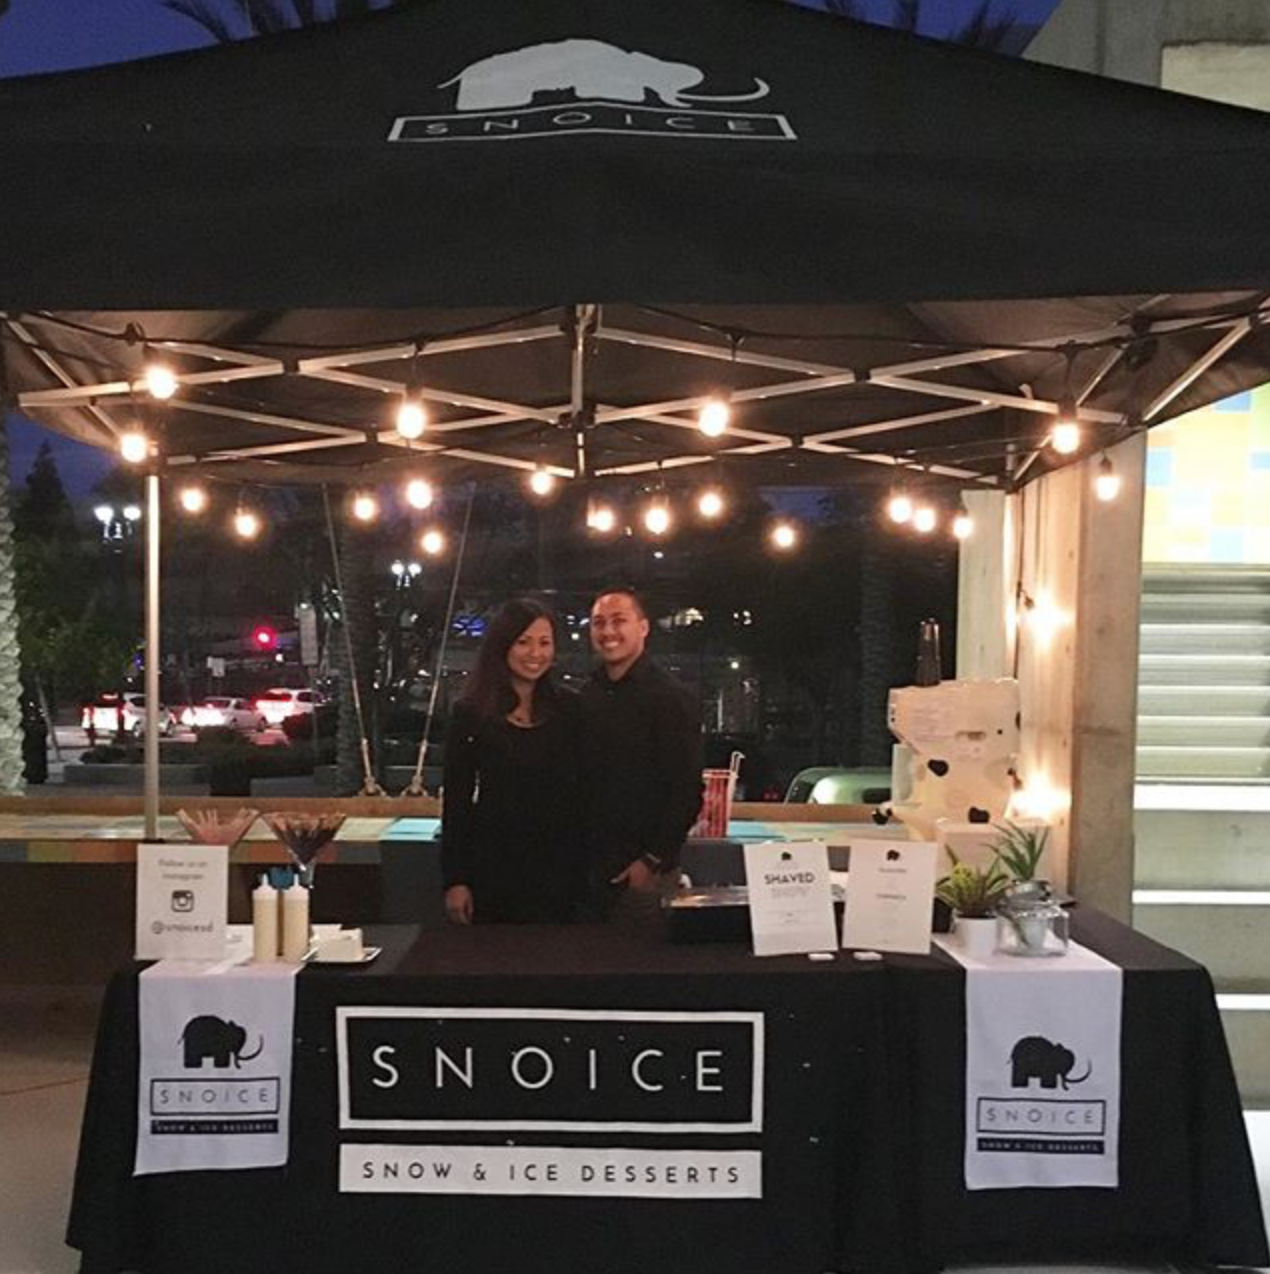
[592,585,647,620]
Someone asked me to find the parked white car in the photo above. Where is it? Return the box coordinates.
[82,694,174,738]
[181,697,267,733]
[255,687,322,726]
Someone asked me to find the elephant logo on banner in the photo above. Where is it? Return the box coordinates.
[1009,1035,1092,1091]
[180,1015,265,1069]
[439,39,771,113]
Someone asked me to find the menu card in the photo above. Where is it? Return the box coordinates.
[841,839,937,955]
[743,841,837,957]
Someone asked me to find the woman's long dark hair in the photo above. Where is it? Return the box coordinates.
[461,598,562,724]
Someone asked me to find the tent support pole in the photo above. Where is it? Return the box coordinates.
[144,471,161,841]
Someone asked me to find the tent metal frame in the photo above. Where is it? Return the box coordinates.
[10,304,1258,490]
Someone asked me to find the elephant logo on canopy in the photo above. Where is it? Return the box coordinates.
[180,1015,264,1069]
[1009,1035,1092,1090]
[439,39,772,113]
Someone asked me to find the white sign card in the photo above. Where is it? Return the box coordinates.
[135,842,228,960]
[841,838,937,955]
[743,841,837,957]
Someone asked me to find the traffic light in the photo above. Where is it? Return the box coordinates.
[252,625,277,651]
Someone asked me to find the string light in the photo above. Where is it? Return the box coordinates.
[395,395,427,440]
[1050,345,1082,455]
[770,520,799,551]
[528,466,556,497]
[696,487,726,520]
[420,527,446,556]
[178,484,208,514]
[1050,417,1082,454]
[952,504,973,540]
[887,491,914,524]
[1094,453,1122,502]
[643,500,672,537]
[396,346,429,439]
[697,395,731,438]
[587,501,617,534]
[913,505,938,534]
[119,431,150,464]
[351,492,379,523]
[404,477,434,510]
[233,508,262,540]
[143,361,178,401]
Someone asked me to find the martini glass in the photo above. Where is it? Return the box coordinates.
[176,806,260,849]
[262,812,346,889]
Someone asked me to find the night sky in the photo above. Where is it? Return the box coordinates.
[0,0,1062,497]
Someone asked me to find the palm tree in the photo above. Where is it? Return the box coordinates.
[162,0,392,41]
[820,0,1027,54]
[0,420,28,793]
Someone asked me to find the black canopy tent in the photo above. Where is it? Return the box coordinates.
[3,0,1270,488]
[5,0,1270,825]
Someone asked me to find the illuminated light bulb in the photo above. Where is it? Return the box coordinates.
[697,396,731,438]
[643,502,671,536]
[887,492,913,524]
[233,509,261,540]
[913,505,938,534]
[122,504,142,522]
[407,561,422,577]
[119,431,150,464]
[178,485,207,514]
[697,488,725,520]
[1094,455,1121,502]
[952,509,973,540]
[770,520,799,551]
[404,477,434,510]
[1021,588,1069,651]
[420,528,445,556]
[528,466,556,497]
[588,502,617,534]
[93,505,114,526]
[396,396,427,440]
[1050,420,1082,455]
[351,492,379,523]
[1008,772,1070,822]
[144,363,178,400]
[390,560,405,577]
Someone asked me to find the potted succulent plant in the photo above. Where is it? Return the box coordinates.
[936,854,1010,958]
[990,821,1059,954]
[991,821,1050,883]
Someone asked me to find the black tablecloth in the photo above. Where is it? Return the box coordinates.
[66,914,1268,1274]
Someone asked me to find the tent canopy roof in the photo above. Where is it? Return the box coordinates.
[4,0,1270,487]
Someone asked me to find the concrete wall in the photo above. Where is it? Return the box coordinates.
[1027,0,1270,90]
[957,436,1146,918]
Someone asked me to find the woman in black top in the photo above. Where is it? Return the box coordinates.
[441,598,581,924]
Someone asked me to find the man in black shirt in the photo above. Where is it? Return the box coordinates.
[579,588,703,921]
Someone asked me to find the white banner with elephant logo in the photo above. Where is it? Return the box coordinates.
[135,959,299,1175]
[938,939,1122,1189]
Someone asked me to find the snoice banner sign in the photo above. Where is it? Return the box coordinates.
[336,1007,764,1198]
[937,940,1123,1190]
[136,960,299,1175]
